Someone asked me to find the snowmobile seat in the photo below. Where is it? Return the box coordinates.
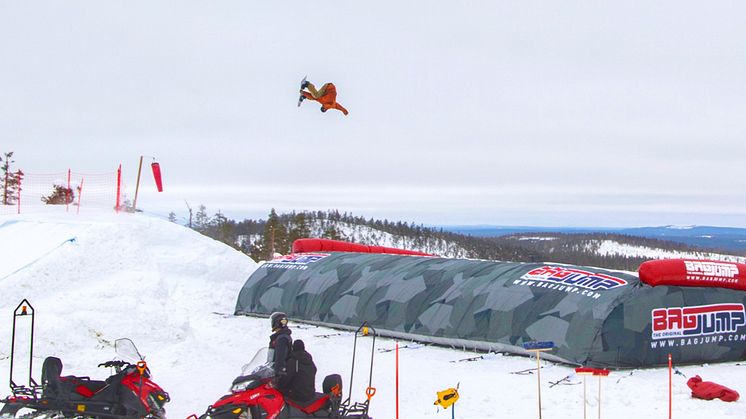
[41,357,64,398]
[322,374,343,399]
[285,393,330,414]
[41,356,107,399]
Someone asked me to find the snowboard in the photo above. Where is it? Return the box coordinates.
[297,76,307,107]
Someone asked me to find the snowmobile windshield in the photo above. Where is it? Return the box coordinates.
[241,348,274,378]
[115,338,144,363]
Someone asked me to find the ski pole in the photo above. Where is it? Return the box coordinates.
[593,369,610,419]
[522,341,554,419]
[575,368,595,419]
[396,342,399,419]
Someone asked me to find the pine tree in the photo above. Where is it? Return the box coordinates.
[249,242,264,262]
[168,212,177,223]
[211,211,237,248]
[322,224,342,241]
[261,209,288,260]
[193,205,210,231]
[1,152,23,205]
[288,212,311,246]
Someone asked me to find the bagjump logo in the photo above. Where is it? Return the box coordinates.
[651,303,746,340]
[684,260,740,285]
[520,266,627,290]
[514,266,628,299]
[264,253,330,270]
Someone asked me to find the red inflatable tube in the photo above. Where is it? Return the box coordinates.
[292,238,433,256]
[638,259,746,291]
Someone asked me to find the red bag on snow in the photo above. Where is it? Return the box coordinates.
[687,375,739,402]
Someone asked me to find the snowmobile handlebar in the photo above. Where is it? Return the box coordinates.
[98,360,130,369]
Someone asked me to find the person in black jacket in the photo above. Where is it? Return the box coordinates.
[283,339,318,402]
[268,312,293,381]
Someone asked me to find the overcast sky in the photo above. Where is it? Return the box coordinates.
[2,1,745,227]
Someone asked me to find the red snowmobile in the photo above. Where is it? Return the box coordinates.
[194,323,376,419]
[0,300,169,419]
[0,338,170,419]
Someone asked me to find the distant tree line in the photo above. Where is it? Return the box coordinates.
[489,233,663,271]
[182,208,738,271]
[185,205,668,270]
[490,232,746,271]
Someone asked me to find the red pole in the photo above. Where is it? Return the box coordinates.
[66,169,71,212]
[16,175,21,214]
[115,164,122,212]
[396,342,399,419]
[668,354,672,419]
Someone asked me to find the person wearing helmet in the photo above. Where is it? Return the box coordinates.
[298,80,349,116]
[268,312,293,383]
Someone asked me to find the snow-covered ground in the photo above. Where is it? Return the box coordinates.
[0,210,743,418]
[595,240,746,263]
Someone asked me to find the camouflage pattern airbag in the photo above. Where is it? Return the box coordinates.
[235,252,746,368]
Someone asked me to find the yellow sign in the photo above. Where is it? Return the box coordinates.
[76,405,86,412]
[434,387,459,410]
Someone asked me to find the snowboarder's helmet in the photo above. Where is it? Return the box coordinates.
[270,312,288,330]
[320,106,327,113]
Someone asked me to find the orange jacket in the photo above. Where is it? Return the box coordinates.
[302,83,349,115]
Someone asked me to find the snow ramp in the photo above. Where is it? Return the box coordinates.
[0,220,80,280]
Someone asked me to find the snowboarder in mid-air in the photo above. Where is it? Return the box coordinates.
[298,78,349,116]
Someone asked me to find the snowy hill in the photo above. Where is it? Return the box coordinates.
[593,239,746,263]
[0,210,744,418]
[448,225,746,252]
[509,235,746,263]
[306,220,471,258]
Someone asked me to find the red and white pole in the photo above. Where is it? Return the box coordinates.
[395,341,399,419]
[66,169,71,212]
[16,175,21,214]
[115,164,122,212]
[668,353,672,419]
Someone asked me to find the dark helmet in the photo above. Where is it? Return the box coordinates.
[270,312,288,330]
[320,106,327,113]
